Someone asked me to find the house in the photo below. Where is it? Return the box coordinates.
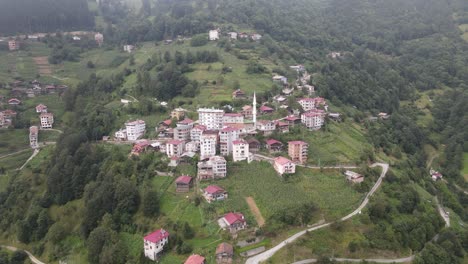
[169,156,180,167]
[298,97,327,112]
[238,32,249,39]
[282,87,294,96]
[430,168,443,181]
[166,139,185,157]
[174,118,194,141]
[203,185,228,203]
[250,33,262,41]
[227,32,237,40]
[184,254,205,264]
[216,242,233,264]
[197,156,227,180]
[114,129,127,141]
[219,126,242,156]
[272,75,288,85]
[159,119,172,131]
[190,125,206,142]
[288,141,308,164]
[259,105,274,114]
[277,121,289,133]
[171,107,186,120]
[219,212,247,232]
[273,95,287,104]
[131,141,150,156]
[328,113,341,121]
[200,132,217,159]
[344,170,364,183]
[223,113,244,124]
[246,138,260,153]
[8,98,21,105]
[72,36,81,41]
[40,113,54,129]
[175,175,193,192]
[209,30,220,41]
[36,104,48,113]
[144,229,169,261]
[241,105,253,119]
[8,39,19,51]
[198,108,224,130]
[301,109,325,130]
[232,139,250,162]
[232,89,246,99]
[273,157,296,175]
[126,120,146,141]
[265,139,283,153]
[95,33,104,46]
[123,45,135,53]
[285,115,301,126]
[185,141,199,152]
[378,112,390,120]
[256,120,276,135]
[328,52,342,59]
[290,65,305,72]
[29,126,39,148]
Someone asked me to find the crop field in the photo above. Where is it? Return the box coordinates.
[0,129,30,156]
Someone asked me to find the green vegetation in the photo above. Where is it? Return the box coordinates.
[463,153,468,181]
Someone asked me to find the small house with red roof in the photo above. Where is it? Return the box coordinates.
[36,104,48,113]
[166,139,185,157]
[8,98,21,105]
[131,141,150,156]
[276,121,289,133]
[241,105,253,119]
[184,254,206,264]
[232,89,246,99]
[219,212,247,232]
[256,120,276,135]
[203,185,228,203]
[274,156,296,175]
[259,105,274,114]
[159,119,172,130]
[265,139,283,153]
[246,138,261,153]
[216,242,233,264]
[285,115,301,126]
[143,229,169,261]
[175,175,193,192]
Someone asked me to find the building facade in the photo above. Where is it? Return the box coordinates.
[125,120,146,141]
[40,113,54,129]
[198,108,224,130]
[143,229,169,261]
[288,141,308,164]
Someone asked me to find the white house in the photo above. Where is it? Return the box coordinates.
[190,125,206,142]
[95,33,104,46]
[143,229,169,261]
[198,108,224,130]
[125,120,146,141]
[219,212,247,233]
[174,118,194,141]
[256,120,276,135]
[123,45,135,53]
[219,126,242,156]
[251,33,262,41]
[345,170,364,183]
[185,141,199,153]
[166,139,185,157]
[222,113,244,124]
[197,156,227,180]
[209,30,220,40]
[301,110,325,130]
[227,32,237,40]
[273,156,296,175]
[232,139,250,162]
[298,97,327,111]
[200,133,217,159]
[272,75,288,85]
[35,104,48,113]
[114,129,127,140]
[40,113,54,129]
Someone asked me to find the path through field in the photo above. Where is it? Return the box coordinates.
[0,245,45,264]
[246,197,265,227]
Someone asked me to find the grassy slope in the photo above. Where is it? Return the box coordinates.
[463,152,468,181]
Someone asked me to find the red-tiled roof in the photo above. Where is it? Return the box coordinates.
[168,139,184,145]
[221,126,239,132]
[277,121,289,126]
[216,242,233,255]
[274,156,292,165]
[223,212,245,225]
[184,254,205,264]
[162,119,172,126]
[178,118,194,125]
[265,139,282,146]
[144,229,169,243]
[175,175,193,184]
[204,185,225,194]
[193,125,206,130]
[285,116,300,121]
[259,105,274,112]
[232,139,247,145]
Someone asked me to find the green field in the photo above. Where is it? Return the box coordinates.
[0,129,30,156]
[463,152,468,181]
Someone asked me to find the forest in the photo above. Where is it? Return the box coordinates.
[0,0,94,35]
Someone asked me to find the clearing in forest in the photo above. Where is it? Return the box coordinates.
[246,197,265,227]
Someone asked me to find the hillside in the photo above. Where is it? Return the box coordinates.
[0,0,467,264]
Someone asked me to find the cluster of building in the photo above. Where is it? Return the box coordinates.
[8,80,68,98]
[0,109,16,128]
[36,104,54,129]
[209,29,262,41]
[115,120,146,141]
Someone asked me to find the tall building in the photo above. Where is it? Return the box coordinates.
[198,108,224,130]
[200,132,217,159]
[219,127,241,156]
[301,110,325,130]
[252,92,257,127]
[29,126,39,148]
[232,139,250,162]
[288,141,308,164]
[40,113,54,129]
[125,120,146,140]
[143,229,169,261]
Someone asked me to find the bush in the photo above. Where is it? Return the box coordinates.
[190,35,208,47]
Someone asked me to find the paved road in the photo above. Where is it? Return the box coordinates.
[292,255,415,264]
[435,197,450,227]
[1,245,45,264]
[245,163,389,264]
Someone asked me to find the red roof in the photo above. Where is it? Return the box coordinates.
[265,139,282,146]
[184,254,205,264]
[175,175,193,184]
[221,126,239,132]
[224,212,246,225]
[193,125,207,130]
[289,140,307,145]
[285,116,300,121]
[8,98,21,103]
[303,109,325,117]
[168,139,184,145]
[178,118,194,125]
[277,121,289,127]
[162,119,172,126]
[36,104,47,110]
[259,105,274,112]
[232,139,247,145]
[275,156,292,165]
[144,229,169,243]
[204,185,225,194]
[216,242,233,255]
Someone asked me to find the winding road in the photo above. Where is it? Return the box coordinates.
[245,163,389,264]
[0,245,45,264]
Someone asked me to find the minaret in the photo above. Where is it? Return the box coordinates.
[252,92,257,128]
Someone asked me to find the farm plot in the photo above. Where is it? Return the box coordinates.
[246,196,266,227]
[33,56,53,75]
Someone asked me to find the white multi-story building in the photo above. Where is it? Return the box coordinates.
[273,157,296,175]
[114,129,127,140]
[301,110,325,130]
[222,113,244,124]
[198,108,224,130]
[40,113,54,129]
[143,229,169,261]
[166,139,185,157]
[197,156,227,180]
[29,126,38,148]
[8,40,19,51]
[185,141,199,153]
[232,139,250,162]
[190,125,206,142]
[298,97,327,111]
[209,30,219,40]
[219,126,242,156]
[126,120,146,141]
[256,120,276,135]
[200,133,217,159]
[174,119,194,141]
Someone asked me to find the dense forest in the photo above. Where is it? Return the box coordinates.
[0,0,94,35]
[0,0,467,263]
